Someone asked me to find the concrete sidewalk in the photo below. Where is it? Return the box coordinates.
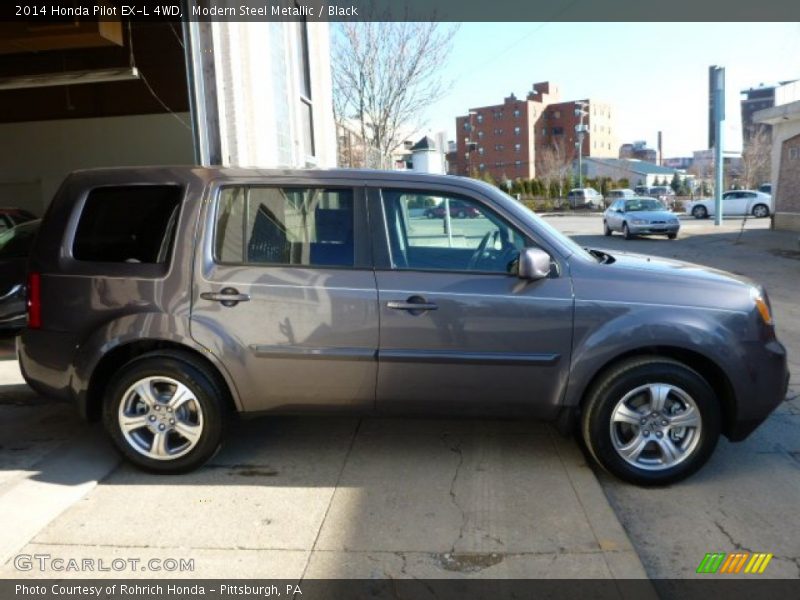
[0,348,648,580]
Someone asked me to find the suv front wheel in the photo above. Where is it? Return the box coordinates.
[103,352,226,473]
[581,357,720,486]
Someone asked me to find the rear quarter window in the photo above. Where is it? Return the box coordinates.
[72,186,182,264]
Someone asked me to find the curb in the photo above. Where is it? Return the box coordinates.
[551,432,657,590]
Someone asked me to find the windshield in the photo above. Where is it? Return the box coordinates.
[484,185,595,261]
[624,199,667,212]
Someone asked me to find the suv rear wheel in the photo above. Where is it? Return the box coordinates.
[581,357,720,486]
[103,352,226,473]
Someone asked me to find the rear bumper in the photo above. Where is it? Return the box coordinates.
[17,328,79,406]
[727,339,790,441]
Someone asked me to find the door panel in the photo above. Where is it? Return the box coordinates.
[372,188,574,418]
[723,192,746,215]
[191,184,378,412]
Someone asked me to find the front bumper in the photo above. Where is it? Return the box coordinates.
[628,223,680,235]
[727,339,790,441]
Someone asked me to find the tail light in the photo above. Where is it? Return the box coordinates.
[27,272,41,329]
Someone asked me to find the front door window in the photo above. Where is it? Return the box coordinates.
[381,190,529,274]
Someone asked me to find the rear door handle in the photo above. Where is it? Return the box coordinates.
[386,295,438,314]
[200,287,250,307]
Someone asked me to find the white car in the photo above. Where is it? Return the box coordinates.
[566,188,604,209]
[685,190,773,219]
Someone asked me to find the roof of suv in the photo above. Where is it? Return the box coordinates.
[66,166,477,186]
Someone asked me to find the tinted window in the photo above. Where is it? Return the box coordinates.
[215,186,354,267]
[381,190,530,273]
[73,186,182,263]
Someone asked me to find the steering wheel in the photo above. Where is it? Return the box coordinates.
[468,230,497,270]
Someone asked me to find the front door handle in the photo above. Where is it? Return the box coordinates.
[387,295,438,315]
[200,287,250,307]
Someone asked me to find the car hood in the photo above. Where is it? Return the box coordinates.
[574,250,758,313]
[604,250,755,286]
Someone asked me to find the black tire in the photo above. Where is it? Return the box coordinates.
[667,232,677,240]
[603,220,612,236]
[752,204,769,218]
[623,223,633,240]
[457,210,467,219]
[692,205,708,219]
[581,356,721,486]
[103,351,228,473]
[426,211,435,219]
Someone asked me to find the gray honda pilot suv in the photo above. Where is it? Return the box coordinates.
[19,167,788,485]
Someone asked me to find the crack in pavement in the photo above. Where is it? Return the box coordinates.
[441,433,467,555]
[714,520,752,553]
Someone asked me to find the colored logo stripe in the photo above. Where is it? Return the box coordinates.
[744,553,773,574]
[697,552,773,574]
[697,553,726,573]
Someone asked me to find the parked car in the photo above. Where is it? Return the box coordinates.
[685,190,773,219]
[424,199,479,219]
[607,188,636,201]
[566,188,604,209]
[603,198,680,240]
[0,207,37,233]
[19,168,788,486]
[0,219,40,332]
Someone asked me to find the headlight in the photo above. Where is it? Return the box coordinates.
[750,287,773,325]
[631,219,649,225]
[670,219,679,224]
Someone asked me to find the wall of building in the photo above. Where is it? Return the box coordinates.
[776,81,800,107]
[212,22,336,169]
[411,149,445,174]
[771,121,800,232]
[0,113,193,215]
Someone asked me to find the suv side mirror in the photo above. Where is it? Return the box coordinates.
[518,247,552,280]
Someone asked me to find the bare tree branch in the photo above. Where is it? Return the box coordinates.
[332,20,458,168]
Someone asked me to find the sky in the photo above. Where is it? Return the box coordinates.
[414,22,800,157]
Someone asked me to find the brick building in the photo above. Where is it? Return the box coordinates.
[451,82,616,182]
[756,99,800,232]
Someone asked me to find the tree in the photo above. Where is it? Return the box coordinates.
[536,139,572,198]
[740,125,772,189]
[332,21,457,168]
[670,172,681,194]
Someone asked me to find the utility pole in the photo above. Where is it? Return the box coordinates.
[711,66,725,226]
[574,101,589,188]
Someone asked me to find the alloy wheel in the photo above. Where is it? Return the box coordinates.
[118,376,204,461]
[609,383,702,471]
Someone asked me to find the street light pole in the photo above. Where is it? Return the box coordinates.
[574,101,589,188]
[711,66,726,226]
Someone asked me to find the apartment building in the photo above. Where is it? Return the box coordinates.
[451,82,616,181]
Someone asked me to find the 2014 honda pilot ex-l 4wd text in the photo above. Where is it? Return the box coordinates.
[19,168,789,486]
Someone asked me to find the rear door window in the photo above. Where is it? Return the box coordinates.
[73,186,182,264]
[214,186,355,268]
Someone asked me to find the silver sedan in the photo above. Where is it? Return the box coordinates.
[603,197,680,240]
